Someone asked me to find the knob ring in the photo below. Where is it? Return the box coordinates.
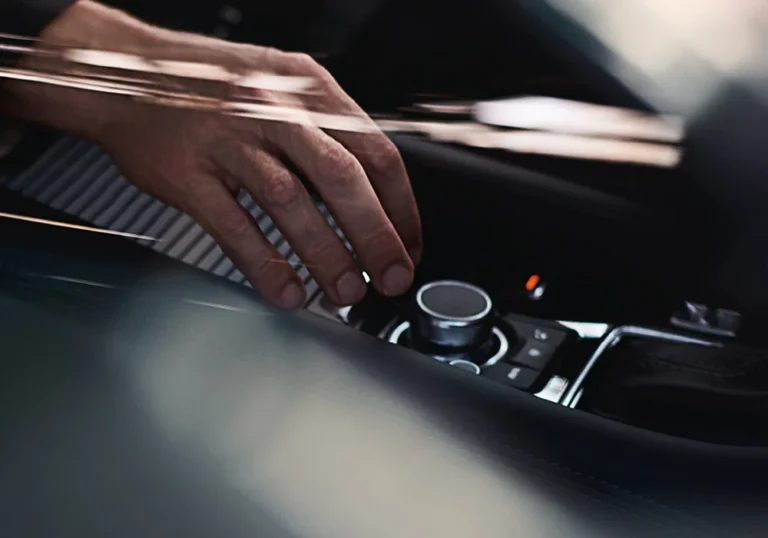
[386,321,510,367]
[415,280,492,325]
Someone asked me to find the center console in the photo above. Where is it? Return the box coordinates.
[309,278,586,402]
[306,276,768,445]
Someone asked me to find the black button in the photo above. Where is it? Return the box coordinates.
[511,341,555,370]
[484,364,539,390]
[504,319,567,348]
[533,328,552,342]
[524,326,566,347]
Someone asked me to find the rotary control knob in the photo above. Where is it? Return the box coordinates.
[412,280,494,351]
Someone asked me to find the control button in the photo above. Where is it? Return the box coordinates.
[506,319,566,348]
[511,341,555,370]
[533,328,550,342]
[484,364,539,390]
[413,280,494,350]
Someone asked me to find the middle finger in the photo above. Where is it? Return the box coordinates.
[271,122,414,298]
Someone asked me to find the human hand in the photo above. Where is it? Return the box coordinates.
[5,1,422,309]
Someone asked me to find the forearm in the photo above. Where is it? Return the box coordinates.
[1,0,270,142]
[1,1,159,140]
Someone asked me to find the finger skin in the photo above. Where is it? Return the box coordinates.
[272,122,414,298]
[274,52,423,264]
[186,175,306,310]
[331,131,423,265]
[215,143,368,306]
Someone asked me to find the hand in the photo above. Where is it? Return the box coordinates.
[4,1,422,309]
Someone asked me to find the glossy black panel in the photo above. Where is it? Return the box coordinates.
[1,199,768,538]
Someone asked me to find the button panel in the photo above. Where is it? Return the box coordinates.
[480,315,572,393]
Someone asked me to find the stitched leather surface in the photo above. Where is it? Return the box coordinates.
[581,339,768,445]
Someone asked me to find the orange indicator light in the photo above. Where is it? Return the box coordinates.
[525,274,541,292]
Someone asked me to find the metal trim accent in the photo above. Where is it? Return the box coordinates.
[482,327,511,367]
[387,321,509,368]
[556,321,610,339]
[415,280,492,324]
[559,326,722,408]
[448,360,482,375]
[387,320,411,345]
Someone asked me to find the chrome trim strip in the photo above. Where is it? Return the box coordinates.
[482,328,511,367]
[387,320,412,345]
[556,321,610,339]
[560,326,721,408]
[448,360,482,375]
[535,376,570,403]
[387,321,509,368]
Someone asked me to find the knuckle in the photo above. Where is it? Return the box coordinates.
[304,235,346,265]
[322,147,362,189]
[358,226,398,261]
[286,52,320,73]
[283,52,333,86]
[367,139,402,174]
[217,210,254,242]
[259,172,303,210]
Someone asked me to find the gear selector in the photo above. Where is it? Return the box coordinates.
[413,280,494,350]
[387,280,513,369]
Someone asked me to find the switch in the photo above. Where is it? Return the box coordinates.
[533,328,549,342]
[511,341,555,370]
[505,319,566,348]
[484,364,539,390]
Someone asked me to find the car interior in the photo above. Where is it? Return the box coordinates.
[2,1,768,537]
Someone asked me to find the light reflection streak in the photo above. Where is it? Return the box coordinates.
[0,211,161,241]
[28,273,117,289]
[0,37,682,167]
[378,120,681,167]
[473,97,684,142]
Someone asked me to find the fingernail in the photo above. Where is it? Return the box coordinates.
[336,271,367,305]
[382,264,413,296]
[279,282,306,310]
